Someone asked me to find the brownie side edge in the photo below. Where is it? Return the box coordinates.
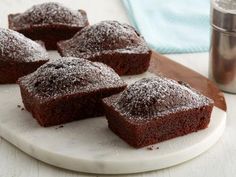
[18,82,126,127]
[103,96,214,148]
[0,60,47,84]
[56,48,152,75]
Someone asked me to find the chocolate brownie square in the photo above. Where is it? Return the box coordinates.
[103,77,214,148]
[8,2,89,50]
[57,21,151,75]
[18,57,127,127]
[0,28,49,84]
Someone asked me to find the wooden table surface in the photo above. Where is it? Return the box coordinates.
[0,0,236,177]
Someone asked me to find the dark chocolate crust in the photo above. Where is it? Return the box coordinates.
[8,3,89,50]
[103,77,214,148]
[57,21,151,75]
[18,57,127,127]
[0,28,49,84]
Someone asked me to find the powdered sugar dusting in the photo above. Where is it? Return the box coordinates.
[18,57,126,102]
[12,2,86,28]
[0,28,48,62]
[58,21,150,58]
[111,77,213,122]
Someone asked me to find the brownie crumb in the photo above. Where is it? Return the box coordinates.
[147,146,154,150]
[17,105,21,108]
[147,146,159,150]
[21,107,25,111]
[56,125,64,129]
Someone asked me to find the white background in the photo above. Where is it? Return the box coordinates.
[0,0,235,176]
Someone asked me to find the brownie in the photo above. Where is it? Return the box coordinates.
[103,77,214,148]
[0,28,49,84]
[57,21,151,75]
[8,2,89,50]
[17,57,127,127]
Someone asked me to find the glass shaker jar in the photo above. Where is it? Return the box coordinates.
[209,0,236,93]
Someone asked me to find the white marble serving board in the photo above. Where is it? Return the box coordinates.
[0,70,226,174]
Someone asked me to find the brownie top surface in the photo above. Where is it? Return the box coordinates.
[18,57,126,102]
[0,28,48,62]
[105,76,213,122]
[10,2,87,28]
[58,20,150,58]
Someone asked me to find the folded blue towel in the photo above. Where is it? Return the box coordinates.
[123,0,210,54]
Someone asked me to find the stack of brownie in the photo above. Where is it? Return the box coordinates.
[0,2,214,148]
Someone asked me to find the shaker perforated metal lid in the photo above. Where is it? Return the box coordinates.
[211,0,236,32]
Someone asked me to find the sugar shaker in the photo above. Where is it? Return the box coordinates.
[209,0,236,93]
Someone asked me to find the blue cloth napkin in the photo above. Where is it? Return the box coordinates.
[123,0,210,54]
